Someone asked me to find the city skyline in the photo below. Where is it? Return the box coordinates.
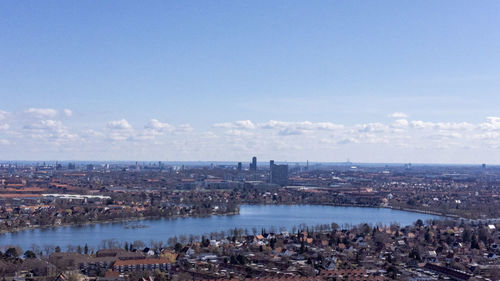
[2,1,500,163]
[1,2,499,280]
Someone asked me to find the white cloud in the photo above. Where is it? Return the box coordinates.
[258,120,343,135]
[134,119,176,141]
[25,108,58,118]
[24,119,63,131]
[214,120,255,130]
[82,129,104,137]
[427,131,462,140]
[259,120,288,129]
[145,119,174,132]
[337,137,359,144]
[411,120,435,129]
[6,111,500,163]
[388,112,408,118]
[202,131,218,139]
[435,122,474,130]
[63,109,73,117]
[479,116,500,131]
[106,119,134,141]
[410,120,474,130]
[356,122,389,133]
[278,128,306,136]
[314,122,344,130]
[176,124,194,133]
[0,110,8,120]
[225,129,253,137]
[107,119,132,130]
[392,119,409,128]
[21,119,78,144]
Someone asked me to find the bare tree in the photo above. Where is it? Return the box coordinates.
[66,245,75,252]
[132,240,145,249]
[270,225,276,233]
[167,237,178,247]
[31,244,41,257]
[179,235,187,244]
[43,245,56,256]
[150,240,164,250]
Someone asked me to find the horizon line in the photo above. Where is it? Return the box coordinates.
[0,159,495,167]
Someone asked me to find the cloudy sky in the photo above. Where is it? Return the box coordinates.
[1,1,500,163]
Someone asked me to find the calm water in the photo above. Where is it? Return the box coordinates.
[0,205,440,250]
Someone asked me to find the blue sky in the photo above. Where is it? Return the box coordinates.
[1,1,500,162]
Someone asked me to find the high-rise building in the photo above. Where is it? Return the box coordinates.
[237,162,242,171]
[270,160,288,186]
[250,156,257,171]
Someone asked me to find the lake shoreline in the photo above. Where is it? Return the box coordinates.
[0,203,455,236]
[244,202,458,219]
[0,204,443,250]
[0,210,240,235]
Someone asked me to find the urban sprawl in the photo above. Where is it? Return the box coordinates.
[0,158,499,280]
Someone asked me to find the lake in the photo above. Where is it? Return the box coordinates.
[0,205,441,250]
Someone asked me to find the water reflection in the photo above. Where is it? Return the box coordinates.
[0,205,440,250]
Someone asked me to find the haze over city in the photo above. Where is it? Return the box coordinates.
[1,1,500,163]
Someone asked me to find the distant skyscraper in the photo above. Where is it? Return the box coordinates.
[250,156,257,171]
[237,162,242,171]
[270,160,288,186]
